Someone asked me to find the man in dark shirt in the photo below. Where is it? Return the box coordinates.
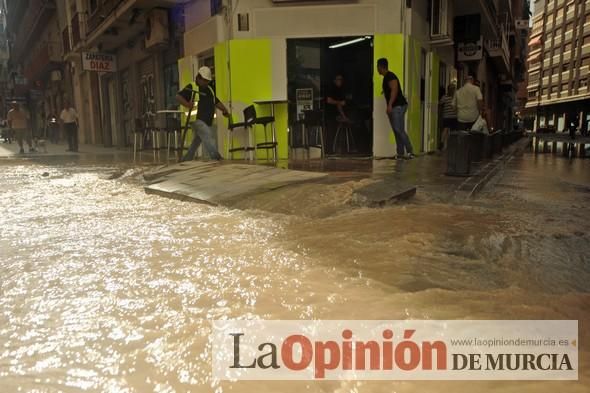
[176,66,229,161]
[326,74,349,122]
[377,58,414,159]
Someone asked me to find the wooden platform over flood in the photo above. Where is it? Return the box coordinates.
[144,161,329,205]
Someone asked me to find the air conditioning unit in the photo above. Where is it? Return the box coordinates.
[145,8,169,50]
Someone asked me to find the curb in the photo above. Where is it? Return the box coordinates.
[453,136,531,199]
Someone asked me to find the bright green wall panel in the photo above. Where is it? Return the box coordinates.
[373,34,405,146]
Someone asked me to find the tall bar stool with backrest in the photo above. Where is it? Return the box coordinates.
[303,109,325,159]
[243,105,278,161]
[227,114,253,160]
[333,117,355,154]
[166,116,181,157]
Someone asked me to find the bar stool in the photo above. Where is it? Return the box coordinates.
[302,109,325,159]
[244,105,278,161]
[166,117,181,157]
[148,125,160,151]
[227,114,253,160]
[333,117,355,153]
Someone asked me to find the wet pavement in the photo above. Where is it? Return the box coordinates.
[0,147,589,392]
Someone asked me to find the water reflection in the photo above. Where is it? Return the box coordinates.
[0,154,589,392]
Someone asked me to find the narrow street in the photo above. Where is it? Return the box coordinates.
[1,149,589,392]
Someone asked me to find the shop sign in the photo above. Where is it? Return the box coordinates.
[82,52,117,72]
[296,88,313,119]
[457,38,483,61]
[515,19,530,30]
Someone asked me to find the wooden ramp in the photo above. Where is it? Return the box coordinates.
[144,161,328,205]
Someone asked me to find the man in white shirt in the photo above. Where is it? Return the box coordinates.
[452,75,484,130]
[60,99,79,152]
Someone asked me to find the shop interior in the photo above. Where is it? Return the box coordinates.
[287,36,374,157]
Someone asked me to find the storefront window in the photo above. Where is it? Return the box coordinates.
[287,36,374,156]
[164,63,179,110]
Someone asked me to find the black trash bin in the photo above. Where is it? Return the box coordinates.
[446,131,471,176]
[469,132,485,162]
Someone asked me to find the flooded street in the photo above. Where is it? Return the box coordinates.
[1,154,589,392]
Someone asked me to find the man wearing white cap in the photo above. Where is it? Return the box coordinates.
[176,66,229,161]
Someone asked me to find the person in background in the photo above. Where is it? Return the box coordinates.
[60,99,79,152]
[176,66,229,162]
[439,83,457,150]
[7,101,33,154]
[1,118,12,144]
[453,75,484,130]
[326,74,350,123]
[377,57,414,160]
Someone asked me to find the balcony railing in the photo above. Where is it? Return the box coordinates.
[71,12,87,49]
[485,26,510,72]
[23,42,61,81]
[87,0,125,35]
[62,27,71,55]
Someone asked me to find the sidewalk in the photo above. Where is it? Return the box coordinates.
[0,140,171,165]
[1,137,529,207]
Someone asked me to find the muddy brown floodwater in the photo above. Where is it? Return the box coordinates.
[0,153,589,393]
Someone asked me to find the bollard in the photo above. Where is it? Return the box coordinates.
[446,131,471,176]
[484,133,494,158]
[493,132,503,154]
[469,132,485,162]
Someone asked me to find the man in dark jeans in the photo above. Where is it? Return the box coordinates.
[377,58,414,160]
[176,66,229,161]
[60,99,79,152]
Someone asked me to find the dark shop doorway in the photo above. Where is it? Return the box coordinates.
[287,36,374,158]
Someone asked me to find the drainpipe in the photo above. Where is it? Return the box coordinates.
[225,0,235,115]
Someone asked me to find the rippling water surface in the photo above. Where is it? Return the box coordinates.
[0,154,589,392]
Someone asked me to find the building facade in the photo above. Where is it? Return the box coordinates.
[527,0,590,132]
[59,0,185,147]
[5,0,529,156]
[179,0,528,159]
[0,0,10,117]
[6,0,65,135]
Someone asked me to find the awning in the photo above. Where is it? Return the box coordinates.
[528,36,542,47]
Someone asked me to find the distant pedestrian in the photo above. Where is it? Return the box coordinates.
[176,66,229,161]
[60,99,79,152]
[7,101,33,154]
[377,58,414,160]
[439,83,457,150]
[1,118,12,144]
[452,75,484,130]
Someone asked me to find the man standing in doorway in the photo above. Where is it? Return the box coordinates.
[7,101,33,154]
[60,99,79,152]
[176,66,229,161]
[452,75,484,130]
[377,58,414,160]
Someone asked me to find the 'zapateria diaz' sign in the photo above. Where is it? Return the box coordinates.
[81,52,117,72]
